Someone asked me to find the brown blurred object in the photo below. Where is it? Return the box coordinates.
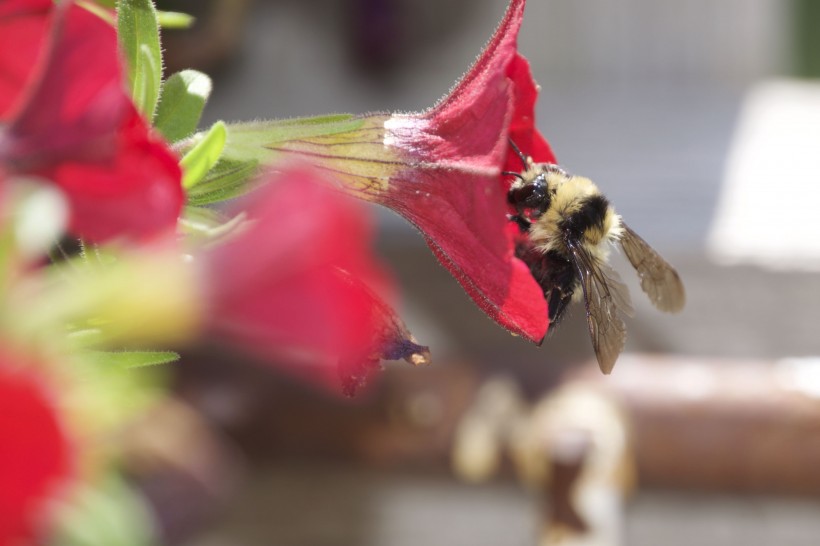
[176,352,481,468]
[158,0,253,74]
[119,397,242,544]
[576,354,820,495]
[452,378,635,546]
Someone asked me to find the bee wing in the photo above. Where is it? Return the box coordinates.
[619,223,685,313]
[565,238,634,374]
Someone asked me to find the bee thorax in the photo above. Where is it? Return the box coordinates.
[527,177,621,257]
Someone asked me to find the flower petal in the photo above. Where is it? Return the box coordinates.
[334,269,430,396]
[0,357,73,545]
[206,164,428,394]
[3,2,125,161]
[0,0,53,120]
[38,108,183,243]
[505,53,557,168]
[0,1,183,242]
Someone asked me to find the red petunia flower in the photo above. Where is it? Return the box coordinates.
[0,0,183,243]
[0,354,73,546]
[204,164,429,395]
[379,0,555,342]
[222,0,555,342]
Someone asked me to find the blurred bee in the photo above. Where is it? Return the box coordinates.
[506,141,685,373]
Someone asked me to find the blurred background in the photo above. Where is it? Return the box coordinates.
[150,1,820,544]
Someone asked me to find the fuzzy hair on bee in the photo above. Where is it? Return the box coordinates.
[505,141,685,374]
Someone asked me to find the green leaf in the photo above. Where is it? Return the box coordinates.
[180,121,227,189]
[157,10,195,29]
[118,0,163,119]
[88,350,181,369]
[186,157,260,205]
[133,44,161,118]
[154,70,212,143]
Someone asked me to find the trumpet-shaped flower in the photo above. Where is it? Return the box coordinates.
[220,0,556,343]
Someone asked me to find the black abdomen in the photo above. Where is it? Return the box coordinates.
[516,243,578,337]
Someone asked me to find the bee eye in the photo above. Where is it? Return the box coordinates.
[508,175,550,214]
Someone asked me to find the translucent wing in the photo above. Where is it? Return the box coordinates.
[619,223,685,313]
[565,238,634,374]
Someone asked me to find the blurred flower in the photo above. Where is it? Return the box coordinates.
[0,352,73,546]
[205,164,429,395]
[221,0,556,342]
[0,0,183,243]
[8,246,202,356]
[5,164,425,396]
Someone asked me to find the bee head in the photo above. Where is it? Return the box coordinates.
[507,171,550,216]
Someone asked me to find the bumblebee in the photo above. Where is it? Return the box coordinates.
[506,142,685,373]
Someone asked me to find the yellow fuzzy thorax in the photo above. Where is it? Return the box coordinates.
[527,172,623,259]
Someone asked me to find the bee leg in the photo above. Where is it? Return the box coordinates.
[538,252,577,334]
[507,213,531,232]
[547,285,573,327]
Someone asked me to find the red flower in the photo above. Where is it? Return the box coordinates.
[0,354,73,545]
[376,0,556,342]
[205,164,429,395]
[227,0,556,343]
[0,0,183,243]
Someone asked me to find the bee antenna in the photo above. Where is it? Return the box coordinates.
[507,138,529,169]
[502,171,525,180]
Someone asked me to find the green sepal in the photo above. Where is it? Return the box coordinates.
[154,70,212,143]
[221,114,369,164]
[185,157,260,205]
[118,0,163,119]
[87,350,181,369]
[213,113,397,202]
[260,113,367,142]
[157,10,195,29]
[180,121,227,189]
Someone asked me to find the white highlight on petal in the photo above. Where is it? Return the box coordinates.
[383,115,428,149]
